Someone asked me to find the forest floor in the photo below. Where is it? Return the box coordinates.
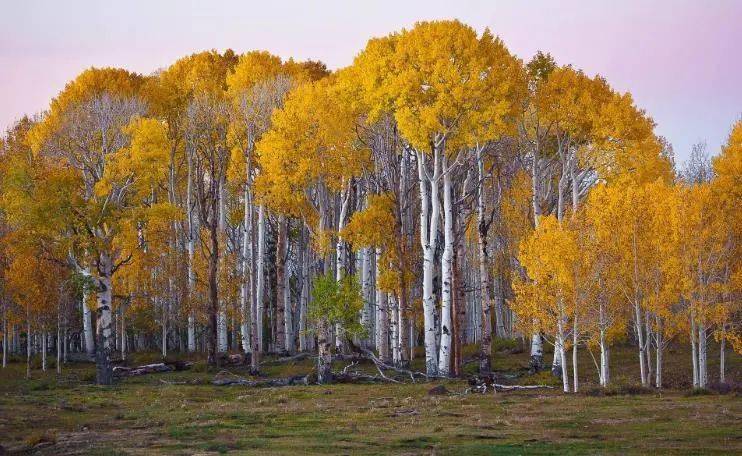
[0,342,740,455]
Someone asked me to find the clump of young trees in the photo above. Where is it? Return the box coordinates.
[0,20,739,389]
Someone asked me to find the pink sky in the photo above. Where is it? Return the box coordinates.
[1,0,740,162]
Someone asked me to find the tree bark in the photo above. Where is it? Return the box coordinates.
[207,221,220,367]
[317,320,333,384]
[375,248,390,363]
[476,147,493,373]
[255,205,266,356]
[94,252,115,385]
[720,331,726,383]
[417,148,440,376]
[529,146,544,371]
[690,313,699,388]
[275,215,287,353]
[82,281,95,357]
[698,323,707,388]
[438,157,454,377]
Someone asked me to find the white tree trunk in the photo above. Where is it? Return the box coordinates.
[698,324,707,388]
[82,282,95,357]
[690,314,699,388]
[256,205,266,353]
[334,185,351,350]
[417,149,441,376]
[284,247,294,353]
[299,236,310,352]
[26,320,31,379]
[374,250,390,363]
[41,329,47,372]
[389,293,400,364]
[530,334,544,371]
[360,247,373,346]
[634,302,648,387]
[529,146,544,370]
[720,332,726,383]
[556,321,569,393]
[2,306,7,368]
[599,328,609,386]
[120,311,126,361]
[161,299,168,358]
[572,317,578,392]
[438,159,454,376]
[240,183,252,354]
[186,147,197,353]
[552,342,563,377]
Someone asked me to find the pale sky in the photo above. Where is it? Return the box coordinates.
[1,0,740,162]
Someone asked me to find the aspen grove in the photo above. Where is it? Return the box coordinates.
[1,20,740,392]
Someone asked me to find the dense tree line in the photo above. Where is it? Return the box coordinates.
[0,21,739,390]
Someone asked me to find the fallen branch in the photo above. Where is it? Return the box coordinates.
[359,348,428,382]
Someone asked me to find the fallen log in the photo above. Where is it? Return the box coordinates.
[213,374,310,387]
[493,384,555,391]
[113,361,193,377]
[114,363,172,377]
[260,352,311,366]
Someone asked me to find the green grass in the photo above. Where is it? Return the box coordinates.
[0,343,739,454]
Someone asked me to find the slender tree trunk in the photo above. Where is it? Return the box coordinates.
[553,332,564,378]
[161,299,168,358]
[360,247,373,347]
[82,282,95,357]
[720,331,726,383]
[690,313,699,388]
[207,222,220,367]
[417,148,440,376]
[187,144,197,353]
[655,316,663,388]
[698,323,707,388]
[390,293,400,364]
[2,305,7,368]
[572,316,578,392]
[284,249,294,354]
[41,328,47,372]
[255,205,266,355]
[453,235,467,377]
[240,185,251,354]
[557,321,569,393]
[299,233,310,352]
[633,302,648,387]
[599,327,609,386]
[26,320,31,379]
[56,312,62,374]
[375,249,390,363]
[438,157,454,376]
[645,311,653,386]
[334,185,351,351]
[121,311,126,361]
[275,215,287,353]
